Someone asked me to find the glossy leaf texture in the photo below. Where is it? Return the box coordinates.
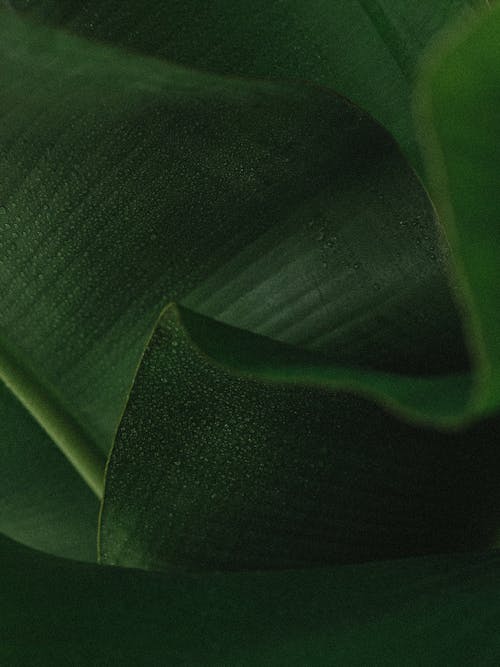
[0,10,466,499]
[2,534,500,665]
[8,0,487,169]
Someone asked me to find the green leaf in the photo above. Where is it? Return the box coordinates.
[0,383,98,561]
[3,533,500,665]
[97,4,500,572]
[99,305,500,571]
[417,1,500,416]
[0,10,463,497]
[8,0,487,168]
[1,4,500,661]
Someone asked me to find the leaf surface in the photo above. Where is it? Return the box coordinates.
[99,306,500,570]
[0,383,98,561]
[417,1,500,416]
[2,533,500,665]
[9,0,487,167]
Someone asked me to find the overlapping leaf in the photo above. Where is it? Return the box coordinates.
[1,2,500,662]
[0,11,464,496]
[99,1,500,572]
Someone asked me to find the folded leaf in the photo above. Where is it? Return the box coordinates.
[3,533,500,665]
[99,305,500,571]
[103,2,500,567]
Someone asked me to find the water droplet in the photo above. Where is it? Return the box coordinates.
[0,205,6,215]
